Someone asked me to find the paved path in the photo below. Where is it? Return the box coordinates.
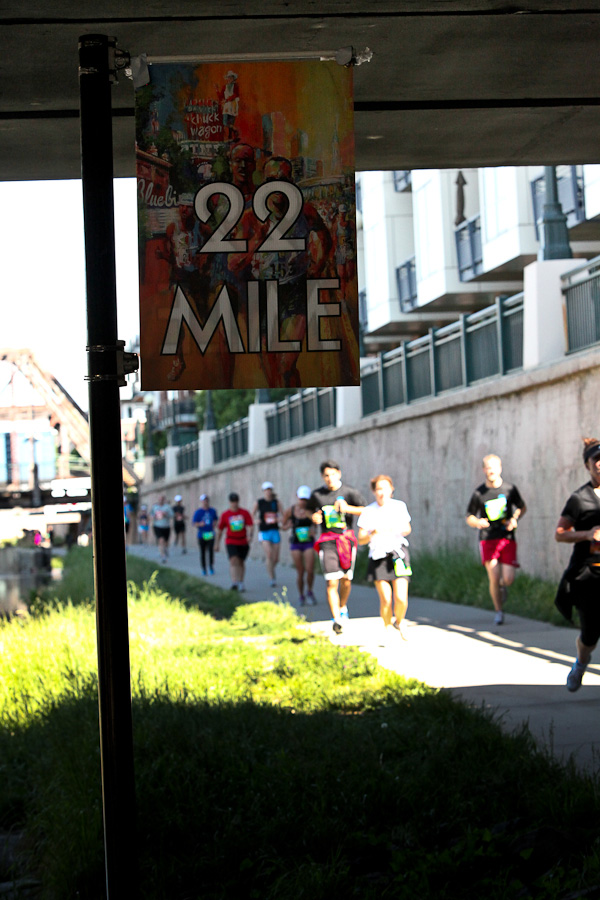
[126,540,600,773]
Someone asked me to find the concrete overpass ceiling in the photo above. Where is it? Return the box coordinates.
[2,2,600,180]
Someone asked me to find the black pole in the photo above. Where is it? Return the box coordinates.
[78,34,139,899]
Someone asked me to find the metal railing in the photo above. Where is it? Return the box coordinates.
[212,418,248,464]
[152,453,166,481]
[562,254,600,352]
[396,257,418,312]
[266,388,336,445]
[177,440,199,474]
[455,214,483,281]
[361,293,524,415]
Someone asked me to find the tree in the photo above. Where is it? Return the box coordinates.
[195,389,295,430]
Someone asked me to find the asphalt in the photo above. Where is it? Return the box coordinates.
[126,539,600,774]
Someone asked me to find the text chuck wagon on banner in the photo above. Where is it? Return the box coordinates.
[135,58,358,390]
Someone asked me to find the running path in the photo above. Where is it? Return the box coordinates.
[126,542,600,772]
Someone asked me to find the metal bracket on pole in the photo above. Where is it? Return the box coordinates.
[86,341,139,386]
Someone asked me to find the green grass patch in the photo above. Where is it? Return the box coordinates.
[407,548,570,627]
[0,549,597,898]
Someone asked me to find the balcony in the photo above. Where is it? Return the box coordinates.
[396,257,418,311]
[455,215,483,282]
[531,166,585,237]
[393,170,412,192]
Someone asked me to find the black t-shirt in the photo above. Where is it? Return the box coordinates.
[310,483,366,534]
[466,481,525,541]
[257,498,279,532]
[561,482,600,569]
[173,504,185,524]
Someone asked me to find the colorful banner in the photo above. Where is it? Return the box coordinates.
[135,59,358,389]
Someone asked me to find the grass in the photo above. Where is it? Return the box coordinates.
[408,547,570,627]
[0,548,597,898]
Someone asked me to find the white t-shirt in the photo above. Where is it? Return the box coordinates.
[357,499,411,560]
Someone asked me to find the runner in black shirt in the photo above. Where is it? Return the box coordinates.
[466,454,526,626]
[555,437,600,692]
[310,459,366,635]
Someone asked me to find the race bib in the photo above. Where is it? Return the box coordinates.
[393,556,412,577]
[264,511,278,525]
[295,526,311,543]
[323,504,345,529]
[202,530,214,541]
[484,495,507,522]
[229,515,245,533]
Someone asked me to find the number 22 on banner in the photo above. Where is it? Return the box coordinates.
[194,180,304,253]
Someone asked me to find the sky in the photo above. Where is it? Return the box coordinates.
[0,178,141,410]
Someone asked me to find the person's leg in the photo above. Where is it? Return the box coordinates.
[207,539,215,573]
[392,577,409,627]
[484,559,503,610]
[326,578,341,621]
[305,549,316,598]
[291,549,305,599]
[375,579,393,627]
[339,576,352,611]
[229,551,243,588]
[271,540,280,583]
[567,597,600,691]
[263,539,275,581]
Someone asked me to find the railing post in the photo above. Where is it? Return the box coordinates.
[429,328,437,396]
[400,341,410,405]
[495,297,506,376]
[459,314,470,386]
[377,352,386,411]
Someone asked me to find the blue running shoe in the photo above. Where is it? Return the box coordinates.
[567,661,586,693]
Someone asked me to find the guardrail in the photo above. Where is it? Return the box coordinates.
[212,418,248,464]
[562,254,600,353]
[177,440,199,474]
[361,293,524,415]
[152,453,166,481]
[266,388,336,446]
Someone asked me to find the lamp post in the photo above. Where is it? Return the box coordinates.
[538,166,572,260]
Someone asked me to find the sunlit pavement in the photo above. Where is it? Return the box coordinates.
[126,541,600,773]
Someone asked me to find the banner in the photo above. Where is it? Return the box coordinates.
[135,59,358,389]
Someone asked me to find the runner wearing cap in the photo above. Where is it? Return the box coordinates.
[281,485,317,606]
[466,454,526,626]
[192,494,218,575]
[172,494,187,554]
[555,437,600,692]
[253,482,281,587]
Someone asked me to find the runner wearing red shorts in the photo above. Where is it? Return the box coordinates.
[466,454,526,626]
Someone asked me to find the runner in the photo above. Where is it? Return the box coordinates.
[310,459,366,635]
[151,494,174,565]
[215,492,254,592]
[172,494,187,554]
[137,505,149,544]
[357,474,412,642]
[466,453,526,625]
[192,494,218,575]
[253,482,280,586]
[281,485,317,606]
[555,437,600,692]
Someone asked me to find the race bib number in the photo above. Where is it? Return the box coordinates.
[202,530,214,541]
[229,515,245,533]
[264,511,278,525]
[393,556,412,577]
[484,496,507,523]
[323,504,344,529]
[295,526,311,543]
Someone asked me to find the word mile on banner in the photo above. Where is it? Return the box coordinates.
[135,59,358,390]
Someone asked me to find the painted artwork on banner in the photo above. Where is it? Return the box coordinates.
[135,60,358,390]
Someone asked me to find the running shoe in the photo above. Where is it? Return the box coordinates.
[270,579,277,587]
[494,610,504,626]
[307,591,317,605]
[238,584,246,593]
[340,607,349,619]
[567,661,586,693]
[201,568,207,576]
[230,584,238,591]
[209,567,214,575]
[332,621,343,635]
[298,595,306,606]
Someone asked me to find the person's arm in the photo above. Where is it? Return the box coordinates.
[280,506,292,530]
[358,527,371,546]
[246,512,254,545]
[505,503,526,532]
[466,513,489,530]
[555,515,600,544]
[215,517,225,551]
